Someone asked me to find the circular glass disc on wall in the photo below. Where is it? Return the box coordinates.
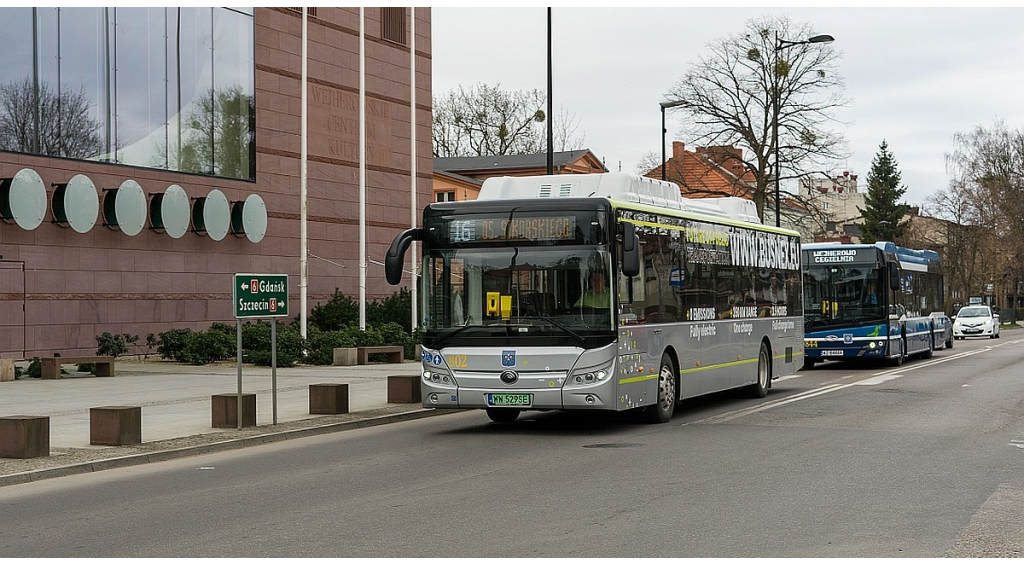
[241,193,267,243]
[161,184,190,239]
[204,189,230,241]
[63,174,99,234]
[114,179,147,236]
[2,168,47,230]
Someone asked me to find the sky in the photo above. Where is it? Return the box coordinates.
[431,6,1024,208]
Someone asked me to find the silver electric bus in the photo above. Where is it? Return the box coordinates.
[385,172,803,423]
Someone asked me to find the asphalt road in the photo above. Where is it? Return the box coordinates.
[2,333,1022,557]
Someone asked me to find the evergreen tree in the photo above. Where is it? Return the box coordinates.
[860,140,910,243]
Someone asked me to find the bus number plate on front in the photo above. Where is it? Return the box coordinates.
[487,393,532,407]
[820,350,844,357]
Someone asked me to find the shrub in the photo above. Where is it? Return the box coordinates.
[157,328,194,361]
[95,332,138,357]
[367,288,413,334]
[26,358,41,378]
[240,320,305,367]
[309,289,359,331]
[375,321,415,359]
[305,327,356,365]
[180,330,235,365]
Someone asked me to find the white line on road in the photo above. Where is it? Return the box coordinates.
[692,341,1008,425]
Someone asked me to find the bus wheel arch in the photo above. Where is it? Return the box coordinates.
[643,350,678,424]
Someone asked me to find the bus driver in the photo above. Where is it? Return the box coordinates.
[576,270,611,308]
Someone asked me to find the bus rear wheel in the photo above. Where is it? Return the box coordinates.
[746,342,771,398]
[644,353,677,424]
[486,408,520,423]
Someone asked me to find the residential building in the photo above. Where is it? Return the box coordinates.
[0,8,432,359]
[799,171,866,242]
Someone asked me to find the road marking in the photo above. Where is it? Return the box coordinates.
[694,342,1007,425]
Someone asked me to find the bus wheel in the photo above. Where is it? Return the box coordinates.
[486,408,520,423]
[644,353,677,424]
[802,358,816,370]
[889,341,905,367]
[921,337,934,359]
[946,333,953,349]
[746,342,771,398]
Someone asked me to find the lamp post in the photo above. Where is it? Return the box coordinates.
[660,100,686,181]
[772,32,834,227]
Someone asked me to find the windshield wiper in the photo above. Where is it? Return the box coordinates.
[516,316,587,347]
[429,324,477,350]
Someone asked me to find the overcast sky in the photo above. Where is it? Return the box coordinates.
[431,6,1024,207]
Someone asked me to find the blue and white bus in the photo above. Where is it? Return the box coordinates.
[801,241,953,368]
[385,172,804,423]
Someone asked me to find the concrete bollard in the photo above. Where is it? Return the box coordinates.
[0,359,14,382]
[211,394,257,428]
[387,375,421,404]
[332,348,358,366]
[90,406,142,446]
[0,415,50,459]
[309,383,350,414]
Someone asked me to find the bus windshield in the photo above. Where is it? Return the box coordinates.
[803,262,885,331]
[420,246,615,349]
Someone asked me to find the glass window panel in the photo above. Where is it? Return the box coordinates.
[113,8,167,169]
[0,8,36,154]
[168,7,213,175]
[212,8,254,180]
[34,8,61,157]
[57,7,110,161]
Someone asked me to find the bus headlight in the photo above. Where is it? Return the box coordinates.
[567,368,609,387]
[423,370,457,386]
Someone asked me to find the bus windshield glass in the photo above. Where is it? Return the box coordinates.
[803,260,885,331]
[420,246,616,349]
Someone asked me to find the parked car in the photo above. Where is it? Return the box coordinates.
[952,305,1001,339]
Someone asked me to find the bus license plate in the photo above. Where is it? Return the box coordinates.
[820,350,844,357]
[487,393,532,407]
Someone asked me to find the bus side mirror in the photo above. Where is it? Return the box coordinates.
[384,228,421,285]
[621,222,640,278]
[888,262,900,291]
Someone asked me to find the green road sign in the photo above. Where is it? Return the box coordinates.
[234,274,289,318]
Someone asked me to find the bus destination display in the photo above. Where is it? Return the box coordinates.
[449,216,577,243]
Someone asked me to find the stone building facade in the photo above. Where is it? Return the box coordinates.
[0,8,432,359]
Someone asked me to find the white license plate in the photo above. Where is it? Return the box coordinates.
[487,393,532,407]
[820,350,844,357]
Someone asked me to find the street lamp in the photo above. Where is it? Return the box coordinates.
[660,100,686,181]
[772,32,834,227]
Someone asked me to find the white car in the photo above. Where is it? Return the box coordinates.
[952,305,1001,339]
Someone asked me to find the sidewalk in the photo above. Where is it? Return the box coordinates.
[0,358,443,486]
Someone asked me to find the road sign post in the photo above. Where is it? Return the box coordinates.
[233,274,289,428]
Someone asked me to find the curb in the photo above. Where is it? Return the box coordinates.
[0,408,450,488]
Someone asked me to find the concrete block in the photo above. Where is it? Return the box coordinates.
[0,359,14,382]
[90,406,142,446]
[332,347,357,366]
[211,393,256,428]
[0,415,49,459]
[309,383,350,414]
[387,375,421,404]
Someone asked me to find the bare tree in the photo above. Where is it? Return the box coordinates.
[943,120,1024,316]
[0,77,103,159]
[663,15,849,222]
[635,150,662,175]
[432,82,583,157]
